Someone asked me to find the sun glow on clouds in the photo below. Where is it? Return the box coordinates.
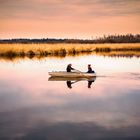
[0,0,140,38]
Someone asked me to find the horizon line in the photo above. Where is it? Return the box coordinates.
[0,33,140,40]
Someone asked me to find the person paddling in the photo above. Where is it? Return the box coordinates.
[66,64,75,72]
[87,64,95,73]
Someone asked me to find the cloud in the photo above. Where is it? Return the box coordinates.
[0,0,140,20]
[0,0,139,38]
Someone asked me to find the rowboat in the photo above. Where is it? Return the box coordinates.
[48,71,96,78]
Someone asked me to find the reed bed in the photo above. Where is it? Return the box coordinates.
[0,43,140,58]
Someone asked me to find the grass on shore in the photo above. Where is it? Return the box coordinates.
[0,43,140,58]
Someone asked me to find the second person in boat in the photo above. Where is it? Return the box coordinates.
[87,64,95,73]
[66,64,75,72]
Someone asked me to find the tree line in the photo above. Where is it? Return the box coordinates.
[0,34,140,44]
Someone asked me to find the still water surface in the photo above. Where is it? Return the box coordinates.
[0,55,140,140]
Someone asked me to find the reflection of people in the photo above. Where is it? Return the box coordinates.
[67,81,72,89]
[87,64,95,73]
[88,81,94,88]
[66,64,75,72]
[88,78,96,88]
[66,81,77,89]
[66,78,96,89]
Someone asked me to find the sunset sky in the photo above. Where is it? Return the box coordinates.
[0,0,140,39]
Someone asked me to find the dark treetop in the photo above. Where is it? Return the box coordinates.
[0,34,140,44]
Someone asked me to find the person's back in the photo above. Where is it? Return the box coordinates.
[66,65,71,72]
[87,64,95,73]
[88,67,92,73]
[66,64,74,72]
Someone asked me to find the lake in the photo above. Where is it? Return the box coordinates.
[0,54,140,140]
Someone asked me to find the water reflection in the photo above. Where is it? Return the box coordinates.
[0,51,140,63]
[66,81,75,89]
[88,78,96,88]
[0,55,140,139]
[49,77,96,89]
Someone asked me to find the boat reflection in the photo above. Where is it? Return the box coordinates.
[48,76,96,89]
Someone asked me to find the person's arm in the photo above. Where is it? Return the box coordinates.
[71,67,75,70]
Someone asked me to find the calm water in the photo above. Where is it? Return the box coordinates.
[0,55,140,140]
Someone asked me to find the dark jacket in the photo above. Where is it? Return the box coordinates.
[87,67,95,73]
[66,65,74,72]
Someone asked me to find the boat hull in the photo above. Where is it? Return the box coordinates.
[48,71,96,78]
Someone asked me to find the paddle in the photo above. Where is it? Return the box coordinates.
[73,69,83,74]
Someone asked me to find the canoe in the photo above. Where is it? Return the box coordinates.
[48,71,96,78]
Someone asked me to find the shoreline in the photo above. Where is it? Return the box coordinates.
[0,43,140,59]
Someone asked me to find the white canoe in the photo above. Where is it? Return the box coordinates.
[48,71,96,78]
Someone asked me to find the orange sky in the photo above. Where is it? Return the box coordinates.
[0,0,140,39]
